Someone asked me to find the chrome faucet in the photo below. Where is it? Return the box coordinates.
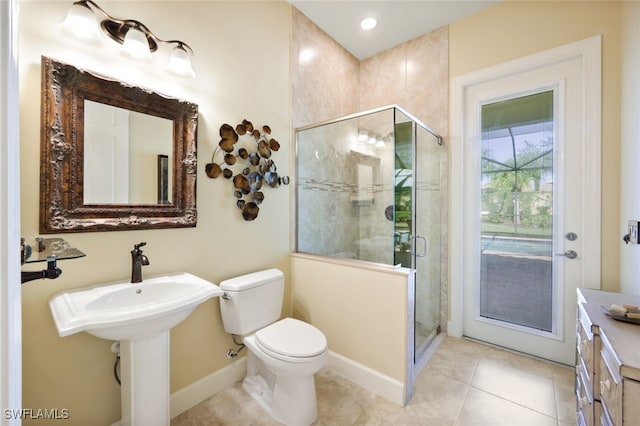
[131,242,150,283]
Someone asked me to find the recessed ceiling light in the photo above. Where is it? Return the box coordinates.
[360,17,377,31]
[299,48,314,64]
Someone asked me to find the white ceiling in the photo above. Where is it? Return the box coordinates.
[290,0,501,60]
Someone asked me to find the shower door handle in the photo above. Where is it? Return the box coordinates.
[411,235,428,258]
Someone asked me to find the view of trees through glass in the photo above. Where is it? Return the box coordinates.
[481,91,554,239]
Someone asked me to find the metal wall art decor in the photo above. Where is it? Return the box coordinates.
[205,119,289,221]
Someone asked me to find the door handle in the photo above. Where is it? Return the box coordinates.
[411,235,427,258]
[555,250,578,259]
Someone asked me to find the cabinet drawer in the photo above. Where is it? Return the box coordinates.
[578,410,587,426]
[578,316,594,381]
[593,334,602,400]
[600,399,613,426]
[599,341,622,426]
[578,302,601,398]
[577,364,594,426]
[623,378,640,424]
[594,401,603,426]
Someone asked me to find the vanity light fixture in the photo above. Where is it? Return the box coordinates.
[61,0,196,78]
[60,0,101,43]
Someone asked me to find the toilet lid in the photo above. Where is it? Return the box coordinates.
[255,318,327,358]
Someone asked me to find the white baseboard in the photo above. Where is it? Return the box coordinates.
[326,350,406,406]
[110,350,405,425]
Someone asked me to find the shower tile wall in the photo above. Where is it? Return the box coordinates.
[359,26,449,137]
[292,8,449,136]
[292,7,449,330]
[291,7,360,128]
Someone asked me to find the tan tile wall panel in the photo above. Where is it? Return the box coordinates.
[291,7,360,128]
[360,26,449,138]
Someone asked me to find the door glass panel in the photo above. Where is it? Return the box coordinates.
[394,120,412,268]
[414,122,442,358]
[480,91,554,332]
[393,111,443,360]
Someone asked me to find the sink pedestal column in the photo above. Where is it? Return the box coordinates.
[120,331,170,426]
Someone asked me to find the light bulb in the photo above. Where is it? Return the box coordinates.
[360,17,377,31]
[166,45,195,78]
[122,26,153,61]
[60,2,101,44]
[299,48,314,65]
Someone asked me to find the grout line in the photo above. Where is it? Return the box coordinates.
[467,384,559,422]
[451,383,471,426]
[451,357,479,425]
[461,336,572,369]
[552,376,559,421]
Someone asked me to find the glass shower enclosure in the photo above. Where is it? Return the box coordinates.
[295,105,443,390]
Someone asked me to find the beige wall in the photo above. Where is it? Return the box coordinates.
[449,1,622,291]
[619,1,640,295]
[19,1,290,424]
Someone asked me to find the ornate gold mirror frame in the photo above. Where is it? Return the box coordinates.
[39,56,198,233]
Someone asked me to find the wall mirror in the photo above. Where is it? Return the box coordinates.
[39,56,198,232]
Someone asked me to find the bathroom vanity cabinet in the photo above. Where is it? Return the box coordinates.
[576,288,640,426]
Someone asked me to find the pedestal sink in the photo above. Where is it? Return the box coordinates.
[49,272,223,426]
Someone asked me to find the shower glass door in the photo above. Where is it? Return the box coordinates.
[393,110,442,364]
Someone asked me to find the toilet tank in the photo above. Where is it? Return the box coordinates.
[219,269,284,336]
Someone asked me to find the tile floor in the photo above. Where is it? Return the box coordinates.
[171,336,576,426]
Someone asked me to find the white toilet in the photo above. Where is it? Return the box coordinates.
[219,269,328,426]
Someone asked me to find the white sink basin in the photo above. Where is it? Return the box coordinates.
[49,272,222,340]
[49,271,223,425]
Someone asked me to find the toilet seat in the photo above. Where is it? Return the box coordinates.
[255,318,326,360]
